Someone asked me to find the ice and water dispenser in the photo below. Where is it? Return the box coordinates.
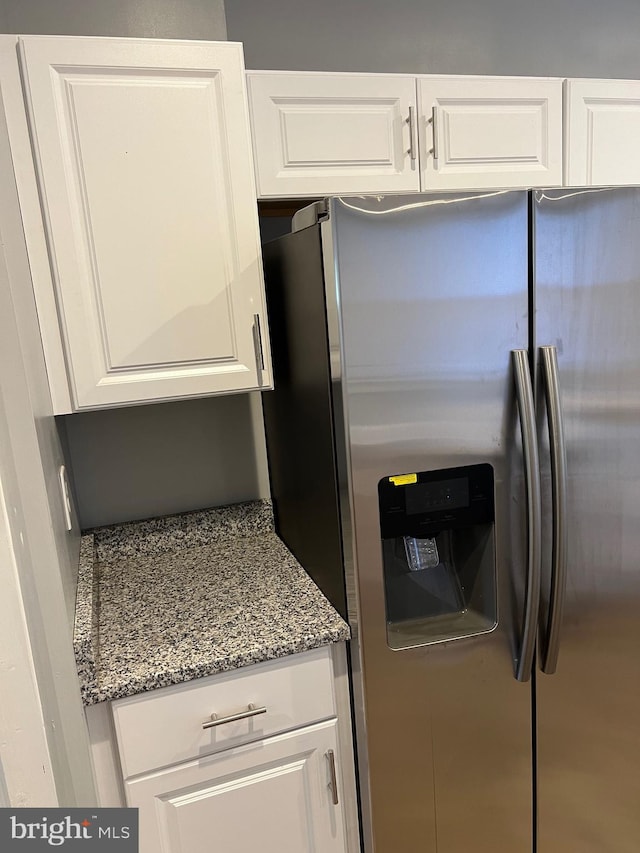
[378,464,497,649]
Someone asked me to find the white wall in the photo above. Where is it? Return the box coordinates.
[0,467,57,807]
[0,81,96,805]
[226,0,640,78]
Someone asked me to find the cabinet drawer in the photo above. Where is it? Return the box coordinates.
[111,647,335,778]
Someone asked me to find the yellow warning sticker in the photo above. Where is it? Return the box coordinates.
[389,473,418,486]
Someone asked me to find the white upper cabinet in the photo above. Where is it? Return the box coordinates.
[417,76,563,190]
[247,72,563,197]
[247,72,420,197]
[565,79,640,186]
[14,36,271,411]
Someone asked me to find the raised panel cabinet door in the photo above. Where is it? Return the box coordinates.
[125,720,347,853]
[418,76,563,190]
[565,79,640,186]
[247,72,420,197]
[18,36,271,411]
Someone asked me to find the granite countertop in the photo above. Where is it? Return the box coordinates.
[74,500,350,706]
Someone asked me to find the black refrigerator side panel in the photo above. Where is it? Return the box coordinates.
[261,226,348,618]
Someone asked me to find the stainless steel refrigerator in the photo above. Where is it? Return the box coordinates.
[261,188,640,853]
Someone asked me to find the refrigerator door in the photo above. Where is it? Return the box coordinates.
[535,188,640,853]
[328,192,532,853]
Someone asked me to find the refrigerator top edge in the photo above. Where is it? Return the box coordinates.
[288,186,634,232]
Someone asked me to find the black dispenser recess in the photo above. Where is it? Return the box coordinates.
[378,463,497,650]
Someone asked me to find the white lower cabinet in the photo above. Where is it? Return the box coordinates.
[104,647,355,853]
[125,721,346,853]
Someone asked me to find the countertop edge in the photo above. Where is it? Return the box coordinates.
[73,533,98,706]
[88,625,350,706]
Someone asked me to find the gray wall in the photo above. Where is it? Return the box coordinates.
[0,0,226,39]
[64,396,268,530]
[226,0,640,79]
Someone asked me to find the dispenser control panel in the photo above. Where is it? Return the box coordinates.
[378,463,494,538]
[405,477,469,514]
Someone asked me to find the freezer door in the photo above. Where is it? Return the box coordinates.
[329,192,532,853]
[535,187,640,853]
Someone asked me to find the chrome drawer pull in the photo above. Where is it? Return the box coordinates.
[202,703,267,730]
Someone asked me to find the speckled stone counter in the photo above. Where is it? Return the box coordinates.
[74,500,350,706]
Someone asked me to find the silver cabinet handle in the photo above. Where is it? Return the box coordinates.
[512,349,542,683]
[539,346,568,675]
[429,105,439,165]
[406,106,417,163]
[202,703,267,730]
[253,313,265,381]
[326,749,339,805]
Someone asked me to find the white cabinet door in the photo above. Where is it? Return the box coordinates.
[247,72,420,197]
[125,720,347,853]
[418,76,563,190]
[565,78,640,186]
[18,36,271,411]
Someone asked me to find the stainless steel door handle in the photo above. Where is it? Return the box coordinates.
[253,313,265,385]
[326,749,339,805]
[429,105,439,165]
[407,106,417,163]
[512,349,542,682]
[202,703,267,730]
[539,346,568,675]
